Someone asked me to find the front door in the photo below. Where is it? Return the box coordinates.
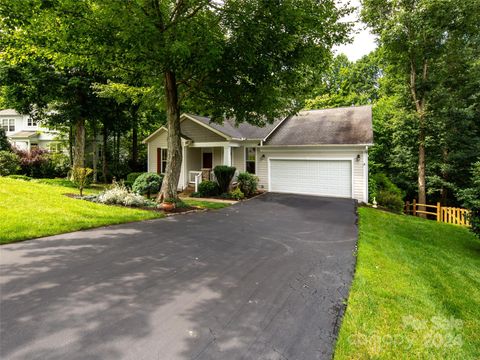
[202,152,213,168]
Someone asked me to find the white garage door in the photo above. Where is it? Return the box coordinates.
[269,159,352,198]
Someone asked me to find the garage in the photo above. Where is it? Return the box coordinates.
[269,159,353,198]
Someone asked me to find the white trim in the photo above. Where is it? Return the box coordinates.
[142,126,167,143]
[263,115,290,142]
[190,141,240,148]
[182,114,232,140]
[261,143,374,148]
[245,146,257,175]
[267,157,355,199]
[147,145,150,172]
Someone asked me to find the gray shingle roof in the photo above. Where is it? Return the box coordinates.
[265,106,373,145]
[187,114,283,140]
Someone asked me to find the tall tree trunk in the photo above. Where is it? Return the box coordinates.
[410,59,428,217]
[92,120,98,183]
[102,126,109,183]
[68,124,74,166]
[158,70,182,202]
[73,118,85,168]
[131,105,139,171]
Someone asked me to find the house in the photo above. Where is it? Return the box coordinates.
[0,109,65,152]
[143,105,373,202]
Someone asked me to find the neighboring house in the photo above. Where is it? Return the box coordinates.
[0,109,65,152]
[144,105,373,202]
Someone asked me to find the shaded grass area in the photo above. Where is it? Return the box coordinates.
[335,207,480,359]
[182,199,232,210]
[0,178,162,244]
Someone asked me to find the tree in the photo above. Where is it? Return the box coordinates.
[361,0,480,211]
[24,0,350,201]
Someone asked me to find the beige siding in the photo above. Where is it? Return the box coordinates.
[147,131,168,173]
[181,119,226,142]
[232,146,245,173]
[213,147,223,167]
[257,147,367,202]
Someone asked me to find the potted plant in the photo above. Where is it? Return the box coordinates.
[162,198,176,211]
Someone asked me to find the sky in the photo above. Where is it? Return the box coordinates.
[334,0,377,61]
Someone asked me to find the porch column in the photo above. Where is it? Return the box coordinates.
[223,145,232,166]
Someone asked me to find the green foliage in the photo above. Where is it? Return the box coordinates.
[94,181,151,207]
[198,180,220,198]
[71,167,93,196]
[229,187,245,200]
[132,172,162,198]
[370,173,404,213]
[458,162,480,237]
[0,128,10,151]
[0,150,20,176]
[46,153,71,178]
[6,174,31,181]
[214,166,236,193]
[237,172,258,197]
[125,172,144,188]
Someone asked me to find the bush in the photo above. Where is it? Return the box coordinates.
[96,182,150,207]
[132,172,162,198]
[0,128,11,151]
[71,167,93,196]
[376,189,404,213]
[214,165,236,193]
[229,187,245,200]
[237,172,258,197]
[47,153,70,178]
[0,151,21,176]
[125,172,144,188]
[198,180,220,197]
[458,161,480,237]
[14,148,50,178]
[7,174,31,181]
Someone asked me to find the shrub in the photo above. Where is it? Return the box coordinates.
[198,180,220,197]
[14,148,50,178]
[96,182,150,207]
[125,172,144,188]
[458,161,480,237]
[377,189,404,213]
[71,167,93,196]
[0,151,21,176]
[132,172,162,198]
[47,153,71,178]
[7,174,31,181]
[214,165,236,193]
[229,187,245,200]
[0,128,11,151]
[237,172,258,197]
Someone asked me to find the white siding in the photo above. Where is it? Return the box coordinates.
[147,131,168,173]
[257,146,367,202]
[232,146,245,173]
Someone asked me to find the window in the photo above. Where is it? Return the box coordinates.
[245,147,256,174]
[27,117,38,127]
[161,148,168,173]
[1,119,15,132]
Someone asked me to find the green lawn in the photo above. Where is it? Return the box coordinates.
[0,177,162,244]
[182,199,232,210]
[335,207,480,359]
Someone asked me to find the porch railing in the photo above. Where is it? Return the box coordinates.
[188,171,203,192]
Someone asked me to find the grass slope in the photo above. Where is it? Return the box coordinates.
[335,207,480,359]
[0,178,162,244]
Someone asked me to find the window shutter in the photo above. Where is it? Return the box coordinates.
[157,148,162,174]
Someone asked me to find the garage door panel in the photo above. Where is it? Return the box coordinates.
[270,159,352,198]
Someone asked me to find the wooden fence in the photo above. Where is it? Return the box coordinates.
[405,200,470,227]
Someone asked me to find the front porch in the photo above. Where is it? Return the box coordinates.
[183,143,238,191]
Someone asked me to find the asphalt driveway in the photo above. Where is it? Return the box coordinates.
[0,193,357,360]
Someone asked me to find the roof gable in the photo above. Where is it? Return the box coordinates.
[265,106,373,146]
